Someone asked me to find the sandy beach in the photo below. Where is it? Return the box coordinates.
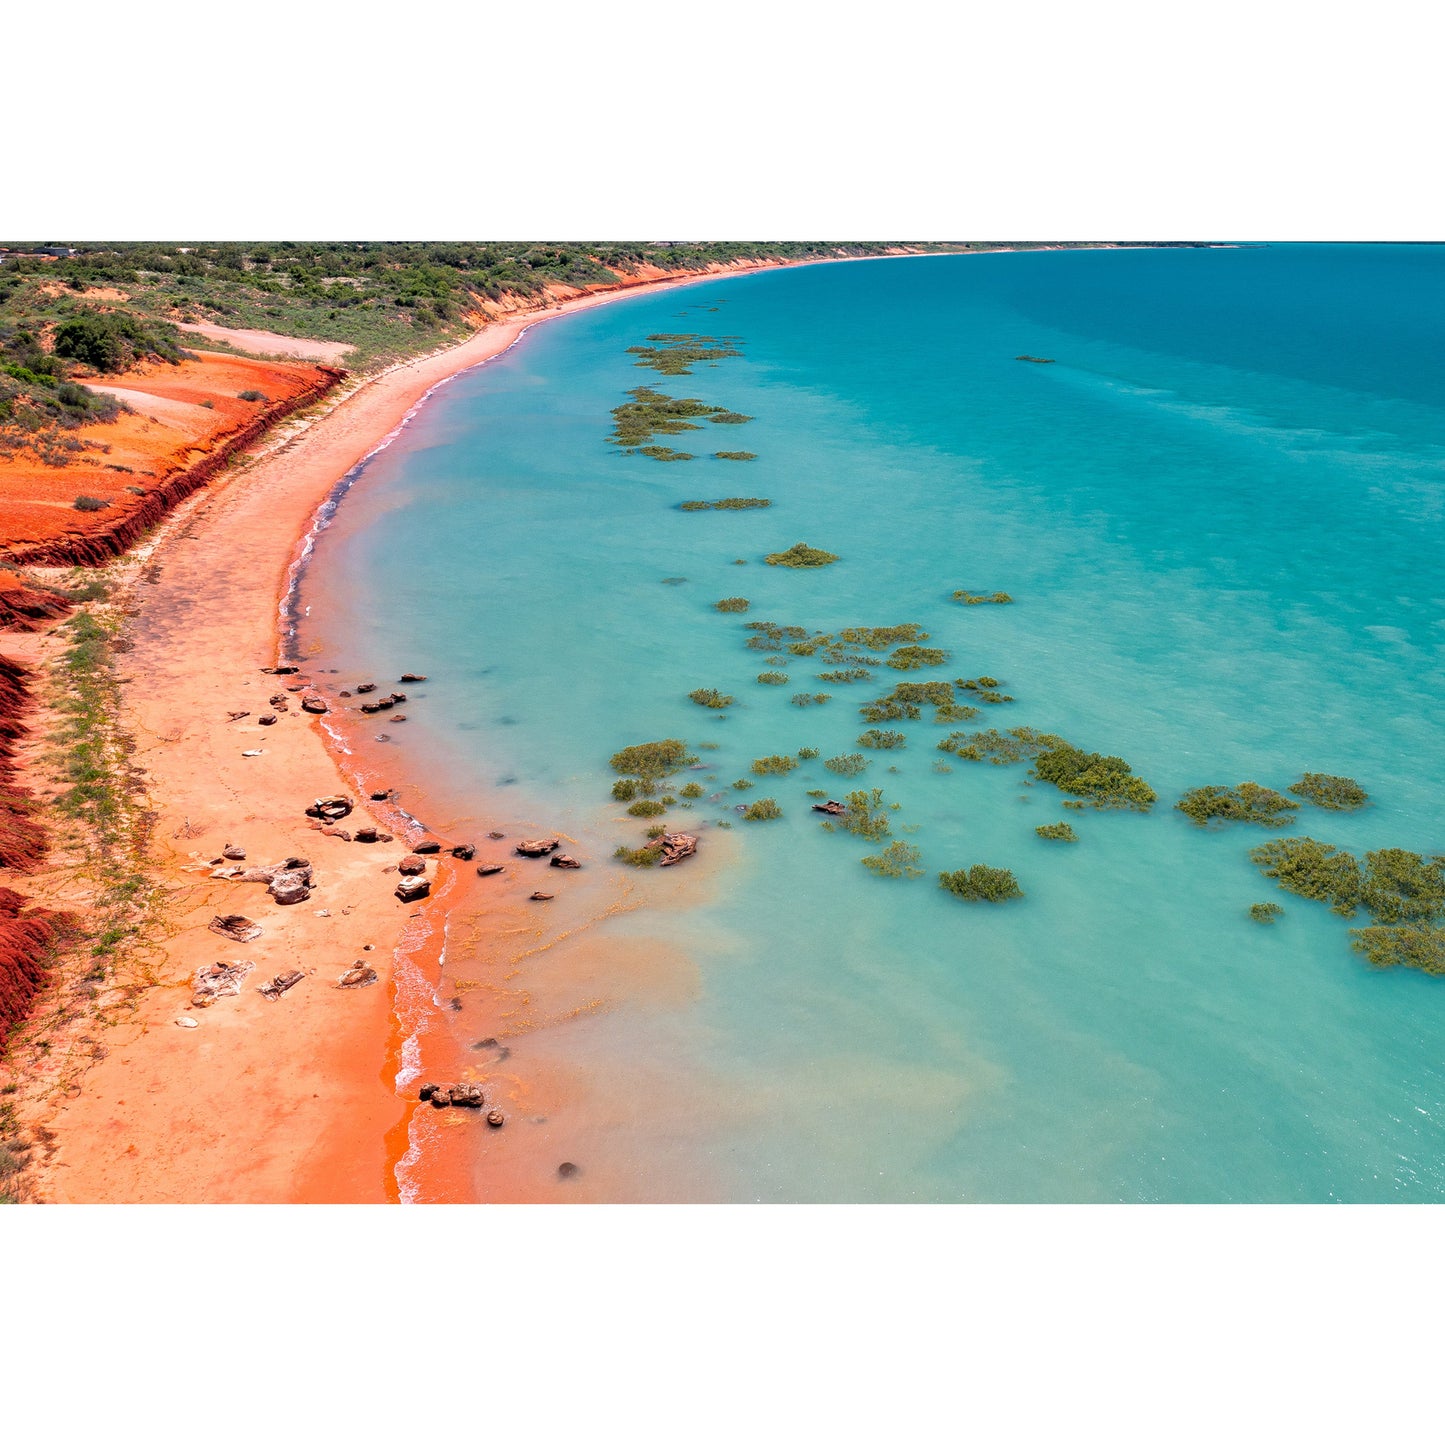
[14,254,822,1203]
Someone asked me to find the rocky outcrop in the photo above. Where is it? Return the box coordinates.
[397,855,427,876]
[395,876,430,903]
[0,367,347,569]
[516,838,560,857]
[657,832,698,866]
[305,795,353,822]
[0,581,73,632]
[258,969,305,1000]
[550,853,581,870]
[191,960,255,1007]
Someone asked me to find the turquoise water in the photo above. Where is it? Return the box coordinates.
[300,246,1445,1202]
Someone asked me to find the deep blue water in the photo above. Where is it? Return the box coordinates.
[301,246,1445,1201]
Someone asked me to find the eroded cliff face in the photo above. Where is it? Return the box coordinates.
[0,364,345,569]
[0,656,71,1049]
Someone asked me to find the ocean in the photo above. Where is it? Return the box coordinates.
[297,245,1445,1202]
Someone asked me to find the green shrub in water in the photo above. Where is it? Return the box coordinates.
[953,590,1013,605]
[939,865,1024,903]
[757,671,789,685]
[857,729,906,750]
[688,688,735,709]
[1176,783,1297,828]
[1288,773,1369,811]
[628,799,667,817]
[742,797,783,821]
[752,754,799,776]
[714,597,750,612]
[679,782,705,799]
[1033,744,1156,812]
[824,753,869,776]
[764,543,839,568]
[861,841,924,878]
[820,788,892,842]
[885,646,949,671]
[1250,902,1284,923]
[1035,822,1078,842]
[614,844,661,867]
[1350,924,1445,974]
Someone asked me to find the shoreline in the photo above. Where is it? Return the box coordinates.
[17,251,854,1203]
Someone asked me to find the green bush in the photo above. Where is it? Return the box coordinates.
[614,843,661,867]
[1176,783,1297,828]
[742,797,783,820]
[628,334,743,375]
[53,310,184,371]
[1033,744,1156,812]
[752,754,798,776]
[939,865,1023,902]
[824,753,869,776]
[612,778,640,801]
[1250,902,1284,923]
[1249,837,1363,916]
[1350,924,1445,973]
[679,782,705,799]
[72,495,110,511]
[791,693,831,707]
[858,729,906,750]
[628,799,667,817]
[732,778,754,791]
[821,788,891,841]
[861,840,924,878]
[797,747,820,760]
[610,739,693,779]
[1035,822,1078,842]
[237,389,267,402]
[715,451,757,461]
[714,597,750,612]
[688,687,734,709]
[953,591,1013,605]
[818,669,871,684]
[1288,774,1369,811]
[757,671,789,685]
[764,543,839,568]
[886,646,949,671]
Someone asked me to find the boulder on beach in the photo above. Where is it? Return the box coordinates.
[321,826,352,841]
[353,826,378,843]
[191,960,255,1008]
[486,1110,504,1128]
[222,844,247,861]
[400,673,427,683]
[395,876,431,903]
[355,683,376,694]
[269,665,299,676]
[300,695,328,714]
[369,790,390,802]
[337,962,379,990]
[657,832,699,867]
[268,872,312,906]
[476,864,505,877]
[306,794,353,822]
[258,714,277,726]
[451,843,475,861]
[529,890,555,902]
[516,838,560,857]
[258,969,305,1000]
[450,1084,484,1109]
[397,854,427,876]
[550,854,581,870]
[209,914,262,943]
[413,840,441,856]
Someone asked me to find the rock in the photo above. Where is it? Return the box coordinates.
[428,1090,452,1109]
[339,690,352,698]
[399,673,427,683]
[268,873,311,905]
[395,876,431,903]
[413,840,441,855]
[300,695,328,714]
[241,749,264,757]
[321,826,352,841]
[486,1110,505,1128]
[338,963,378,990]
[360,703,382,714]
[487,831,505,840]
[476,864,505,877]
[529,891,555,902]
[222,844,247,861]
[391,715,408,723]
[176,1017,199,1029]
[306,794,353,822]
[550,854,581,870]
[389,693,407,705]
[451,843,475,861]
[418,1082,441,1101]
[226,710,250,722]
[353,826,378,843]
[450,1084,484,1109]
[516,838,560,857]
[209,914,262,942]
[191,960,255,1007]
[258,714,277,726]
[397,854,427,876]
[272,665,299,675]
[258,969,305,1000]
[811,800,847,816]
[355,683,376,694]
[268,694,289,708]
[657,832,699,867]
[557,1162,580,1180]
[369,790,390,802]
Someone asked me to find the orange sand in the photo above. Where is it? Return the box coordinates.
[27,256,805,1203]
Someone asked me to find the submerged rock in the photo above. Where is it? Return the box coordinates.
[657,832,698,867]
[550,854,582,870]
[300,694,328,714]
[476,863,505,877]
[516,838,560,857]
[451,843,475,861]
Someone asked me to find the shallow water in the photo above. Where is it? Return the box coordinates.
[300,246,1445,1201]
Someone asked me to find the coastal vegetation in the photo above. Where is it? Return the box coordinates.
[1,325,129,465]
[1250,902,1284,923]
[791,693,831,706]
[627,799,667,817]
[953,591,1014,605]
[742,798,783,821]
[714,452,757,461]
[819,789,892,842]
[1249,838,1363,915]
[1034,743,1156,812]
[751,755,799,776]
[939,866,1024,902]
[1287,774,1369,810]
[1176,783,1298,828]
[683,498,771,511]
[714,598,749,612]
[72,496,110,512]
[862,841,925,878]
[824,753,869,776]
[614,843,661,867]
[938,726,1065,765]
[628,334,743,376]
[688,688,734,709]
[957,677,1014,703]
[1036,822,1078,842]
[53,310,186,371]
[764,543,840,568]
[757,671,789,685]
[609,387,748,455]
[1350,925,1445,974]
[886,645,950,671]
[679,782,705,799]
[819,669,872,684]
[858,729,906,750]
